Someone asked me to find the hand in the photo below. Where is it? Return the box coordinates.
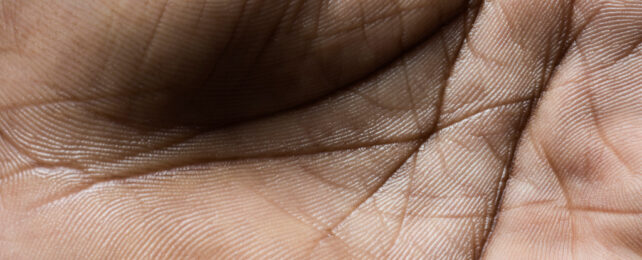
[1,0,640,258]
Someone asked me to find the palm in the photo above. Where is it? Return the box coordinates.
[1,0,640,259]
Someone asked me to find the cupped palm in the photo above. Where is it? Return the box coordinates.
[0,0,640,259]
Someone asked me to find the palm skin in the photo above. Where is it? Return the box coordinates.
[0,0,640,258]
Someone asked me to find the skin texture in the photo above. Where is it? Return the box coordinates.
[0,0,640,258]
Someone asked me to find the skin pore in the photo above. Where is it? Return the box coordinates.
[0,0,641,258]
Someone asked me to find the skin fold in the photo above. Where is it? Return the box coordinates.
[0,0,640,258]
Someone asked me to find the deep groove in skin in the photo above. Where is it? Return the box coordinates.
[3,1,641,258]
[32,138,422,211]
[249,0,289,66]
[537,138,577,259]
[344,0,478,231]
[323,142,422,234]
[196,0,248,105]
[69,92,532,183]
[0,1,471,190]
[31,85,535,210]
[303,1,486,256]
[138,0,169,70]
[12,2,476,187]
[30,0,483,252]
[28,86,535,210]
[443,2,487,257]
[477,0,579,258]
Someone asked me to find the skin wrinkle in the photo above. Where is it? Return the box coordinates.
[477,0,581,257]
[285,0,306,32]
[429,138,499,225]
[245,185,326,234]
[0,126,74,173]
[371,195,394,232]
[537,138,577,259]
[248,0,289,67]
[464,37,506,68]
[326,142,422,234]
[194,0,246,113]
[480,135,504,164]
[393,0,407,47]
[568,206,642,215]
[356,0,370,52]
[9,3,487,189]
[493,0,528,53]
[33,139,420,211]
[25,130,413,211]
[400,58,423,131]
[97,133,420,176]
[138,0,169,71]
[380,210,487,220]
[302,146,421,257]
[319,1,439,40]
[298,164,356,192]
[612,37,641,66]
[430,1,487,256]
[353,90,414,111]
[439,95,532,130]
[308,1,485,257]
[0,136,34,172]
[1,1,640,258]
[387,153,418,255]
[0,90,128,113]
[501,198,559,213]
[586,86,637,175]
[483,3,642,258]
[27,0,477,255]
[394,0,422,131]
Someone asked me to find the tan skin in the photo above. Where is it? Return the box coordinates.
[0,0,640,258]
